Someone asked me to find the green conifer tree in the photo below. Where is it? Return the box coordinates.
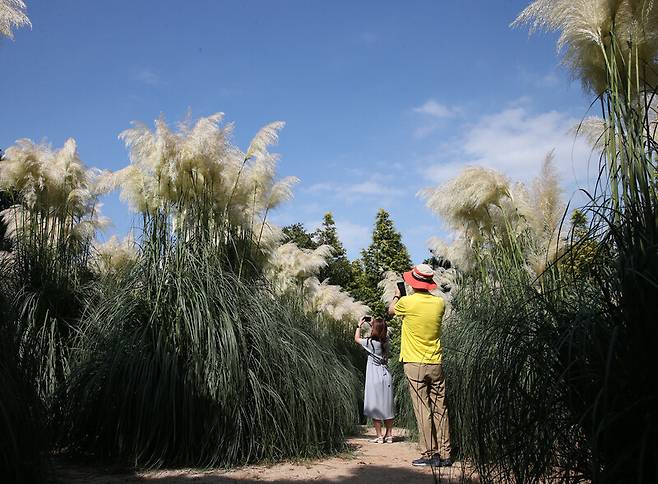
[282,223,317,250]
[313,213,353,288]
[567,209,599,278]
[357,209,412,316]
[570,209,589,240]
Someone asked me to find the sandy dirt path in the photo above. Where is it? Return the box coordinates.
[57,427,478,483]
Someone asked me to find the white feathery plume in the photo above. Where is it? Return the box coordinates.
[303,277,369,322]
[253,220,285,252]
[265,242,369,322]
[378,270,401,305]
[265,242,332,293]
[488,180,544,247]
[513,0,658,94]
[573,116,609,152]
[428,236,474,272]
[113,163,161,214]
[528,231,565,276]
[419,166,511,238]
[245,121,285,160]
[0,0,30,39]
[424,157,568,278]
[0,204,24,241]
[88,168,118,197]
[93,234,137,276]
[531,151,565,241]
[0,138,49,195]
[116,114,294,245]
[520,152,567,276]
[0,138,108,243]
[265,176,299,210]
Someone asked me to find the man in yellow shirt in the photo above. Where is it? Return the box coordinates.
[388,263,452,468]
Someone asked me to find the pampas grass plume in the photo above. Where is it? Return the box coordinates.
[419,166,510,236]
[0,0,30,39]
[513,0,658,94]
[93,234,137,276]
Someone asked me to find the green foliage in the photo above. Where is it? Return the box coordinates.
[564,209,600,281]
[313,213,354,288]
[59,171,360,468]
[282,222,317,250]
[0,115,367,474]
[63,240,358,467]
[0,288,50,484]
[355,209,411,317]
[443,17,658,481]
[0,189,14,251]
[443,237,595,482]
[0,140,100,406]
[0,358,49,484]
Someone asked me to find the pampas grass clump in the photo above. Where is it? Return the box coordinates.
[420,155,565,278]
[428,3,658,482]
[0,138,107,482]
[64,244,358,468]
[266,242,369,323]
[0,138,109,401]
[61,112,364,468]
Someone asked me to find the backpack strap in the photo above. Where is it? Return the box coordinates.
[364,338,388,366]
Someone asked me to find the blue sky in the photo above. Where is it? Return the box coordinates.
[1,1,598,261]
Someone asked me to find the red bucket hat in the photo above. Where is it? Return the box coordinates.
[403,264,437,291]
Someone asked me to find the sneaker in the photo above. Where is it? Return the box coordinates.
[369,437,384,443]
[411,457,431,467]
[383,435,394,443]
[428,455,453,467]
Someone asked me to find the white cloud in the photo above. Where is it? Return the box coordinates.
[305,182,334,193]
[412,99,461,139]
[413,99,456,118]
[335,219,370,257]
[414,123,442,139]
[423,105,597,196]
[537,72,560,88]
[424,161,468,186]
[305,178,404,200]
[349,181,390,196]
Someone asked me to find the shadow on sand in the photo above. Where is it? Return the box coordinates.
[56,461,478,484]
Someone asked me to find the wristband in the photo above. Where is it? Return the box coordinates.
[392,295,400,300]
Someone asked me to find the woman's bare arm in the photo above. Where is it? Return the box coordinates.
[354,317,365,344]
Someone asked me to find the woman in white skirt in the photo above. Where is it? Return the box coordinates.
[354,316,395,443]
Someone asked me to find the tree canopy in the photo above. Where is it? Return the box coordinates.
[354,209,411,316]
[313,213,353,288]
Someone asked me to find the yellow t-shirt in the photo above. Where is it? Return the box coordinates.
[394,292,445,364]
